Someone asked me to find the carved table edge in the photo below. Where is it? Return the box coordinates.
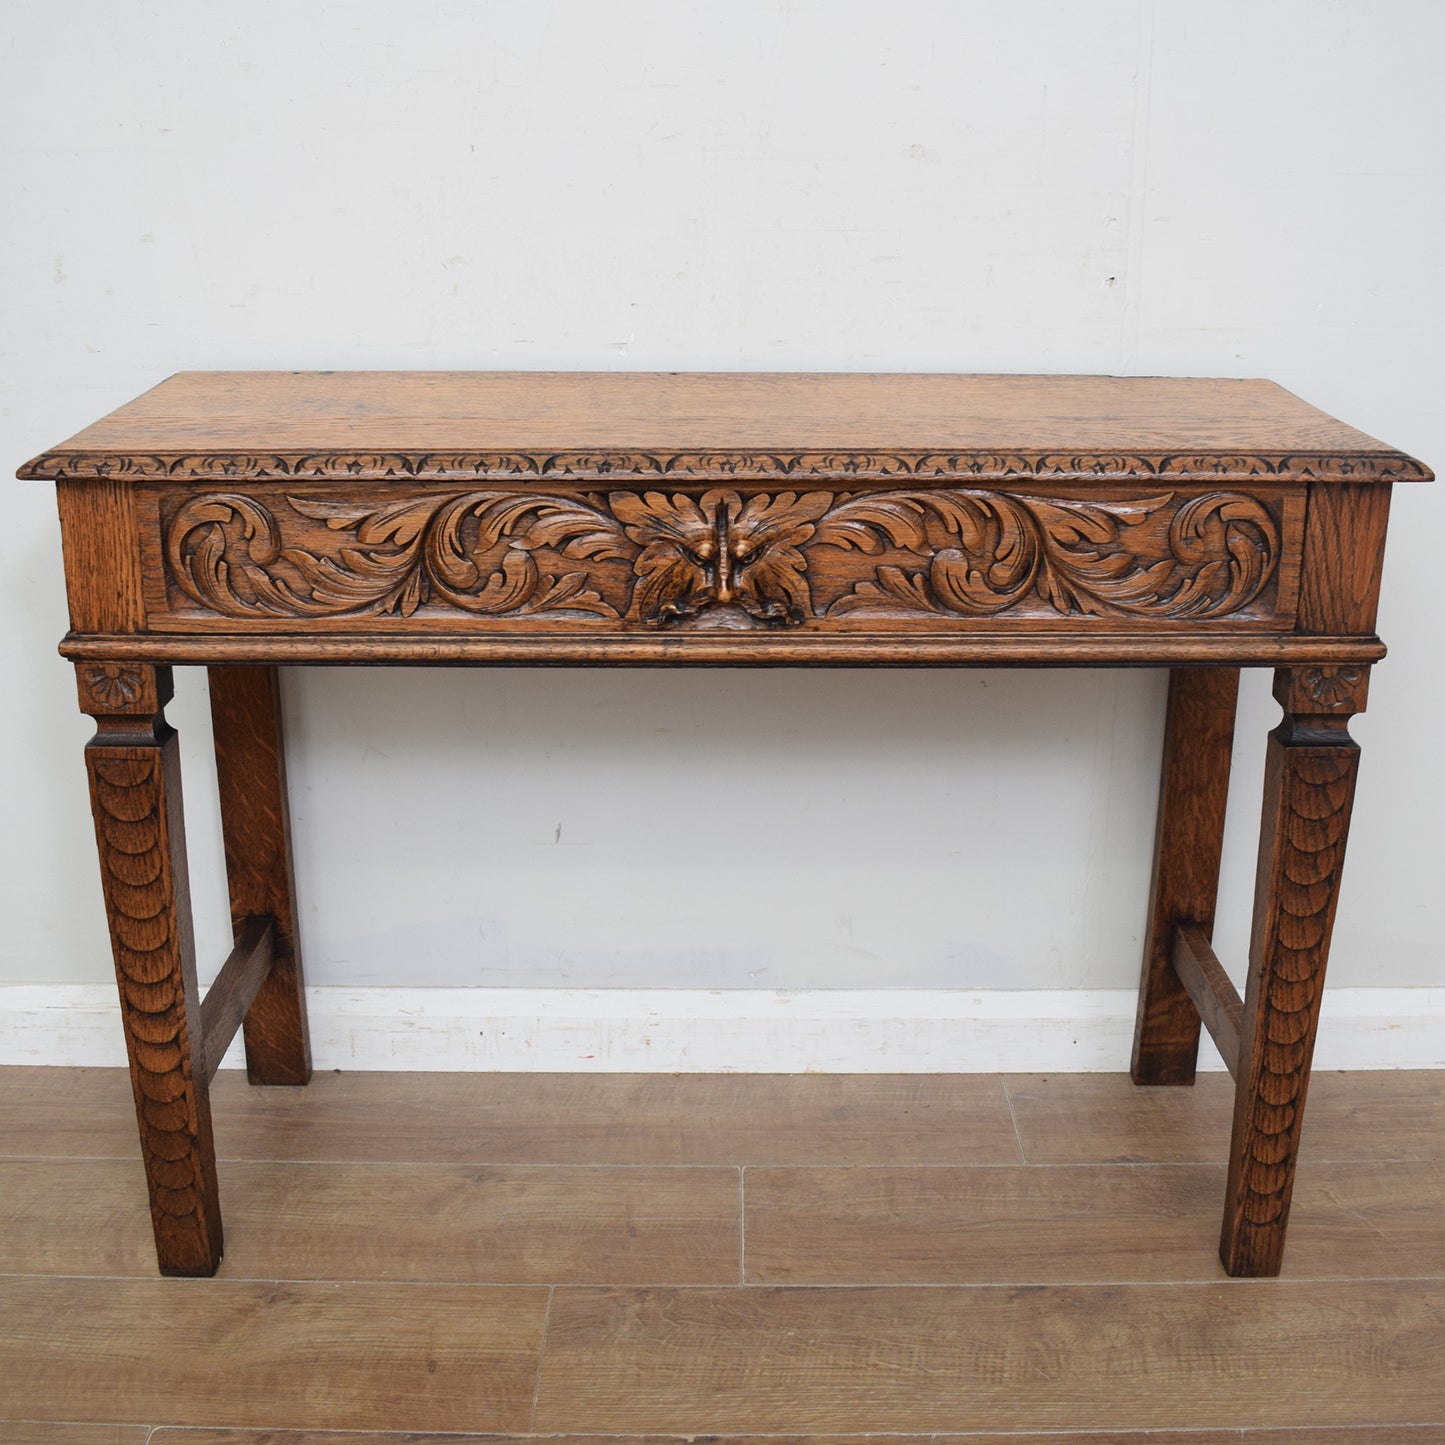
[59,630,1389,668]
[18,448,1435,485]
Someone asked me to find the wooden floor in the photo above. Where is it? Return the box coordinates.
[2,1068,1444,1442]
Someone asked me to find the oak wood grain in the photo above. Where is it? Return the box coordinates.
[0,1277,547,1432]
[207,664,311,1085]
[59,629,1390,669]
[32,370,1430,1279]
[1222,689,1362,1276]
[1131,667,1239,1084]
[54,478,146,633]
[21,373,1429,481]
[1298,483,1393,633]
[197,917,273,1083]
[79,669,221,1276]
[532,1280,1445,1433]
[1170,923,1244,1078]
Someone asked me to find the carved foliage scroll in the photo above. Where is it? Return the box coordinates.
[159,485,1285,628]
[166,491,630,621]
[817,490,1279,621]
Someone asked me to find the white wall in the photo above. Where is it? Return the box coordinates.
[3,3,1441,1011]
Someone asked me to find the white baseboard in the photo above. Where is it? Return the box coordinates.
[1,985,1443,1071]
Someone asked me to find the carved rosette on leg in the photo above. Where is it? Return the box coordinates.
[156,485,1287,629]
[1220,664,1367,1276]
[78,663,222,1275]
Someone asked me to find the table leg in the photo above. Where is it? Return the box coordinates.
[208,665,312,1086]
[1131,667,1240,1084]
[1220,664,1366,1276]
[76,662,222,1275]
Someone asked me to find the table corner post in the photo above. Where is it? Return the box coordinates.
[75,660,224,1276]
[207,664,313,1087]
[1131,666,1241,1086]
[1219,662,1367,1276]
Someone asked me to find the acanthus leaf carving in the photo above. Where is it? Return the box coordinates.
[607,488,832,626]
[167,491,631,621]
[824,490,1279,622]
[608,491,716,624]
[160,485,1283,628]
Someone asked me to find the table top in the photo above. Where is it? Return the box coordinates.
[20,371,1431,486]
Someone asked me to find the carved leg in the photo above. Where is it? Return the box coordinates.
[1132,667,1240,1084]
[1220,665,1365,1276]
[77,663,222,1275]
[208,665,311,1085]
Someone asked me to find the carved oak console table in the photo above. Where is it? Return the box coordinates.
[23,371,1431,1279]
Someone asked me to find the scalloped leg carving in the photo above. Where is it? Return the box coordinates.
[79,664,222,1276]
[209,665,312,1086]
[1219,665,1365,1277]
[1131,667,1240,1085]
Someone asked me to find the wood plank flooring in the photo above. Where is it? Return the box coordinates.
[130,1433,1445,1445]
[1,1067,1442,1441]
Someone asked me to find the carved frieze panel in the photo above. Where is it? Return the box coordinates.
[141,484,1302,632]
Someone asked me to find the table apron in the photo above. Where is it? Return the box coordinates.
[127,480,1307,638]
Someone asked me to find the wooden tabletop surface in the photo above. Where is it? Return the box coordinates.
[20,371,1430,484]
